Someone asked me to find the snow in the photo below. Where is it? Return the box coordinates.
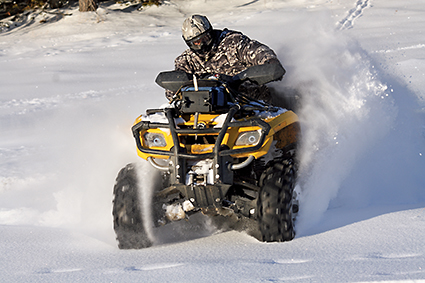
[1,0,425,282]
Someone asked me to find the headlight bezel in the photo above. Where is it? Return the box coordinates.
[235,130,262,146]
[143,132,167,148]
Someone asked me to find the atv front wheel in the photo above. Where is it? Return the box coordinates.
[112,163,153,249]
[257,160,297,242]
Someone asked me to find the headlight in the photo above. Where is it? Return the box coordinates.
[144,132,167,147]
[235,130,261,146]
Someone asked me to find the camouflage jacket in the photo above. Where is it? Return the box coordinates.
[166,29,283,102]
[174,29,279,77]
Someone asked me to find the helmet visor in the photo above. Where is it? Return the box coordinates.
[185,32,213,52]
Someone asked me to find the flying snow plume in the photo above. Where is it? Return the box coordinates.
[135,161,160,243]
[275,16,396,233]
[134,161,218,246]
[0,92,143,245]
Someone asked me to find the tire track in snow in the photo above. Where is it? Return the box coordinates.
[337,0,371,30]
[0,84,144,116]
[373,43,425,54]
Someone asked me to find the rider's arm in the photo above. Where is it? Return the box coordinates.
[232,32,279,66]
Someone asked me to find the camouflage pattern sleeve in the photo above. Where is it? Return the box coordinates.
[174,50,209,77]
[174,50,195,74]
[231,32,278,66]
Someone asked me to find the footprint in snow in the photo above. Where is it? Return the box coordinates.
[125,262,185,271]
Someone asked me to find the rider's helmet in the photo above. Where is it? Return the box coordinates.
[182,15,214,55]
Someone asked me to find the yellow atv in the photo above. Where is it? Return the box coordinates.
[113,65,301,249]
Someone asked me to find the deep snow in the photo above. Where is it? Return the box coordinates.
[1,0,425,282]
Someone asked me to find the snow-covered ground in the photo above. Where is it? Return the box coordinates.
[1,0,425,282]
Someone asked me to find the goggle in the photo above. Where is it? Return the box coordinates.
[185,32,213,51]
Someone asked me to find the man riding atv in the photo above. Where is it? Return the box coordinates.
[111,15,300,249]
[166,14,286,103]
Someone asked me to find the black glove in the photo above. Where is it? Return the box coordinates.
[212,73,242,89]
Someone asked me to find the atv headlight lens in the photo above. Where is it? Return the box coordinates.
[235,130,261,146]
[144,132,167,148]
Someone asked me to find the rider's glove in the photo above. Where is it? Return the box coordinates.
[213,73,242,89]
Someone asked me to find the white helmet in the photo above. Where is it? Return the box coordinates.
[182,15,214,54]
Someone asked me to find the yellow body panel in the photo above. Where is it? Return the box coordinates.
[134,110,299,160]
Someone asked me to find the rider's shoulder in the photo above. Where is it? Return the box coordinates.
[175,48,195,63]
[219,28,243,39]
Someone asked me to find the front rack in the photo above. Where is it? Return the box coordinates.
[132,106,271,160]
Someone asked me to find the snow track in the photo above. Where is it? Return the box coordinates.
[337,0,371,30]
[0,85,144,116]
[374,43,425,54]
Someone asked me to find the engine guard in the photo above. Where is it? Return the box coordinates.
[156,183,232,210]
